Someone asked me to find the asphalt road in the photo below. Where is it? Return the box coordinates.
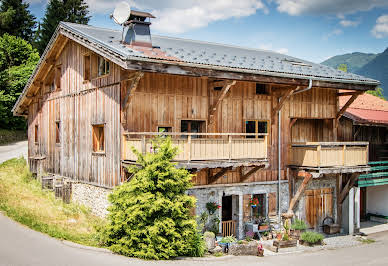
[0,141,28,164]
[1,212,388,266]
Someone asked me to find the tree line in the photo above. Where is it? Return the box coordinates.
[0,0,90,129]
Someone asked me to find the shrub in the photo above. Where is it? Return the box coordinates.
[219,236,237,244]
[204,231,215,239]
[282,234,289,241]
[300,231,324,244]
[291,219,307,230]
[103,137,204,260]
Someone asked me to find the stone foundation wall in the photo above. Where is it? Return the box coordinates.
[71,182,111,217]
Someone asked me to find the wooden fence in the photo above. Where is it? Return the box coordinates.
[222,220,236,237]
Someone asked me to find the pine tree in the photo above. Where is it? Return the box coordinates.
[104,138,205,259]
[37,0,90,55]
[0,0,37,42]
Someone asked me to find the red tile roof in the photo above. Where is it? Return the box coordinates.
[339,93,388,125]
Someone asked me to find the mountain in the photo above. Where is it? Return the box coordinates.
[356,48,388,98]
[321,52,378,73]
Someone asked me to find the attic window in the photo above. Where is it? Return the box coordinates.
[256,83,268,95]
[282,59,312,67]
[97,56,110,77]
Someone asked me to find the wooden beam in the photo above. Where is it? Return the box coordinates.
[272,87,296,120]
[125,60,378,91]
[208,167,230,184]
[337,91,357,96]
[54,38,68,60]
[208,80,236,124]
[285,171,312,216]
[289,118,298,129]
[336,92,363,121]
[240,166,264,182]
[339,173,359,204]
[121,72,144,110]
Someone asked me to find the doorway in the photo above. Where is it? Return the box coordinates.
[222,195,237,237]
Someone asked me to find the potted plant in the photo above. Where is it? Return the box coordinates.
[206,202,221,215]
[218,236,237,253]
[249,198,259,208]
[290,219,307,239]
[299,231,324,246]
[257,244,264,257]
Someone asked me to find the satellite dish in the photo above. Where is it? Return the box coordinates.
[112,2,131,25]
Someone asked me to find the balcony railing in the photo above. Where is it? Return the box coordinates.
[289,142,369,168]
[122,132,268,162]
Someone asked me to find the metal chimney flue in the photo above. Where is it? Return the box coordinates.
[122,10,155,48]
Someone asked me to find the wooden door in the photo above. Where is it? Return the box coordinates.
[304,188,333,228]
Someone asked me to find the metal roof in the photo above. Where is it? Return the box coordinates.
[60,22,380,86]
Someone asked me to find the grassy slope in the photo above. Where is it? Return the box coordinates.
[0,158,105,247]
[321,52,377,73]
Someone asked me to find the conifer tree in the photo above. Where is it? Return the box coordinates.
[104,138,204,259]
[37,0,90,54]
[0,0,36,42]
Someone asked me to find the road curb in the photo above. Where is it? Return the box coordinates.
[61,240,113,254]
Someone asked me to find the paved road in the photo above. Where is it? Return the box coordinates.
[0,141,28,164]
[1,212,388,266]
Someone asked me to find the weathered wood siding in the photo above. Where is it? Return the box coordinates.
[122,72,338,185]
[28,40,121,187]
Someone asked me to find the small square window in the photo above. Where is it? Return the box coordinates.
[97,56,110,77]
[92,124,105,152]
[55,122,60,144]
[158,127,172,133]
[256,83,268,95]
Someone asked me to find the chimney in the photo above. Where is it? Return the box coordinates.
[123,10,155,48]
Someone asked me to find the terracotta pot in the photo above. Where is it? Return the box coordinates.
[276,234,282,240]
[259,225,269,230]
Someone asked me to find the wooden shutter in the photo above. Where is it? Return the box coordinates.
[304,188,333,228]
[268,192,277,216]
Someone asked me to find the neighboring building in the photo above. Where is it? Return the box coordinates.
[338,93,388,226]
[13,11,380,238]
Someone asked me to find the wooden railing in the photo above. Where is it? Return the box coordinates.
[222,220,236,237]
[289,142,369,167]
[122,132,268,162]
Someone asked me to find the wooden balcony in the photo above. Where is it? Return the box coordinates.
[122,132,268,163]
[289,142,369,168]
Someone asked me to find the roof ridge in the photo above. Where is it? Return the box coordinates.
[60,21,122,33]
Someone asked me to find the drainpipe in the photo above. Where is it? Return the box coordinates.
[278,79,313,223]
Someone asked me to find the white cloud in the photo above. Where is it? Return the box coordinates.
[372,14,388,38]
[86,0,268,33]
[273,0,388,16]
[259,43,288,54]
[323,28,343,40]
[340,19,360,27]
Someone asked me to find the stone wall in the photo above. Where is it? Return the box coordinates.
[71,182,111,217]
[187,181,289,239]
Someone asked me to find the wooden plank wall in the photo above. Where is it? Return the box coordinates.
[123,72,338,186]
[27,40,121,187]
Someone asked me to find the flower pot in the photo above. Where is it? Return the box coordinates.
[251,205,257,208]
[259,225,269,230]
[276,234,282,240]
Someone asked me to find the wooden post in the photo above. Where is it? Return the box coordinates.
[342,145,346,166]
[187,135,192,162]
[317,144,321,167]
[228,135,232,161]
[285,171,312,215]
[337,174,343,225]
[141,135,146,155]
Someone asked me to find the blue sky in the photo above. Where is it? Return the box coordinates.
[28,0,388,63]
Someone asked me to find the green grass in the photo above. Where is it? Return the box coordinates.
[0,129,27,145]
[0,158,106,247]
[357,237,375,244]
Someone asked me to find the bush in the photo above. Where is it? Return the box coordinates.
[204,231,215,239]
[291,219,307,230]
[103,137,204,260]
[300,231,324,244]
[219,236,237,244]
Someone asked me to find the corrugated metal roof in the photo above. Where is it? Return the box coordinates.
[60,22,380,86]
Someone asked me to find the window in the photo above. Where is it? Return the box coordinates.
[255,83,268,95]
[181,120,205,138]
[97,56,110,77]
[84,54,90,81]
[55,122,60,144]
[34,125,38,143]
[245,120,268,139]
[213,86,223,91]
[92,124,105,152]
[55,65,61,90]
[251,194,266,218]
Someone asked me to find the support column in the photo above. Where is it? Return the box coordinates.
[354,187,360,233]
[348,188,355,235]
[238,193,244,239]
[218,192,223,234]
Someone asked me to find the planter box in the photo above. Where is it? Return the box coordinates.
[290,229,305,240]
[228,241,258,256]
[299,240,323,247]
[273,239,297,248]
[259,225,269,230]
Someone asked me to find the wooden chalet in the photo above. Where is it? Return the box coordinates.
[12,11,380,238]
[338,93,388,232]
